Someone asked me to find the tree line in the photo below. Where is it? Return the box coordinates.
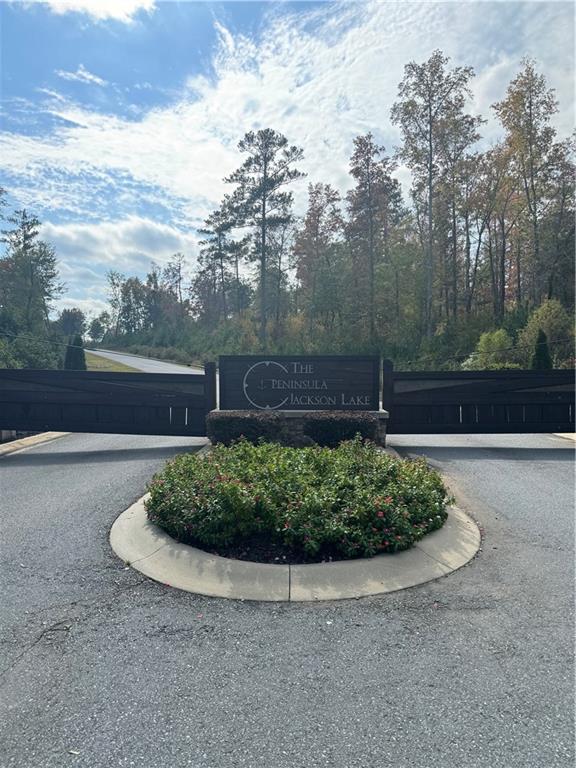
[1,52,574,370]
[0,196,91,368]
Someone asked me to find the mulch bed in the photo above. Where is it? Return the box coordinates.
[177,532,347,565]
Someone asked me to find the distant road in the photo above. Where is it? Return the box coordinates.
[86,348,204,375]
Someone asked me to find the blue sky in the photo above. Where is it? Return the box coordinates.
[0,0,574,317]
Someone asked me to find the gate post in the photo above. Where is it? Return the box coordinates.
[382,358,394,414]
[204,361,217,412]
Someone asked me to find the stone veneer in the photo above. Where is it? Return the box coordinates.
[212,410,389,447]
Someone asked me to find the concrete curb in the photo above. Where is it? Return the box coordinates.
[0,431,70,457]
[554,433,575,442]
[110,496,481,602]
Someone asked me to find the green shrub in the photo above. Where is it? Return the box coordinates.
[0,339,22,368]
[517,299,574,367]
[6,335,61,369]
[461,329,518,370]
[146,438,449,562]
[302,411,378,447]
[206,410,285,446]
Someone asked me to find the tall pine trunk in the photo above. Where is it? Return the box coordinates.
[368,176,375,346]
[234,252,241,315]
[426,115,434,338]
[451,193,458,319]
[498,215,506,323]
[260,191,267,349]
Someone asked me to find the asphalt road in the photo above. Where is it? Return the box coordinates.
[1,392,574,765]
[87,348,204,374]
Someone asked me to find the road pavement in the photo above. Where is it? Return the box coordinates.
[0,370,574,766]
[87,348,204,374]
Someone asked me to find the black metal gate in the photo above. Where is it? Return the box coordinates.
[382,362,575,434]
[0,364,216,437]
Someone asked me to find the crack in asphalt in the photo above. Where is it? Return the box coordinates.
[0,620,72,681]
[0,577,149,681]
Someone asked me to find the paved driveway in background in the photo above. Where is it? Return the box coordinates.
[86,348,204,374]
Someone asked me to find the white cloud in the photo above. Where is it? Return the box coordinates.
[3,1,573,226]
[56,64,108,87]
[2,0,574,313]
[34,0,155,23]
[36,88,67,101]
[0,0,571,316]
[42,216,199,270]
[41,217,199,313]
[55,295,110,319]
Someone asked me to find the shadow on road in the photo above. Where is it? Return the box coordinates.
[0,445,204,466]
[391,445,574,462]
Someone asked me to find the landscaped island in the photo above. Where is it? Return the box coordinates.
[145,438,450,564]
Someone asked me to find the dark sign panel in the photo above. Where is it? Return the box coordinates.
[219,356,380,411]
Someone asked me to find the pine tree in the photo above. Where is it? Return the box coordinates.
[225,129,305,348]
[197,208,236,322]
[1,210,63,333]
[293,183,343,334]
[346,134,401,345]
[531,328,553,369]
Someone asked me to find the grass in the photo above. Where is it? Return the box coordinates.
[85,351,138,373]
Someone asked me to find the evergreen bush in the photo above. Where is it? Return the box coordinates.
[146,438,450,562]
[461,329,519,370]
[302,411,378,447]
[531,329,553,369]
[207,410,285,445]
[64,334,87,370]
[518,299,573,366]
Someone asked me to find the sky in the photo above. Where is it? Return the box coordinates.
[0,0,574,318]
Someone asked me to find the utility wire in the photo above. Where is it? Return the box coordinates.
[0,329,88,351]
